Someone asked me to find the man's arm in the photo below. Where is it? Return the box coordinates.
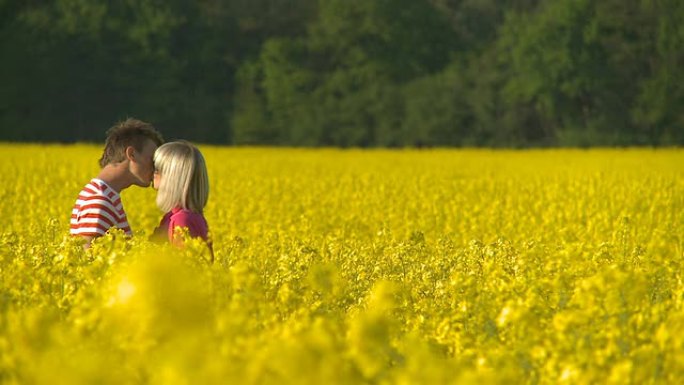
[81,234,96,249]
[73,202,117,248]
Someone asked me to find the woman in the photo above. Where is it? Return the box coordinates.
[151,140,213,260]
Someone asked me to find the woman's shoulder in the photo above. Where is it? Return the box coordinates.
[169,208,206,224]
[168,207,208,239]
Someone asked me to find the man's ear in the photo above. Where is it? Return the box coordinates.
[125,146,136,161]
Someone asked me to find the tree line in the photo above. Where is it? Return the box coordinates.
[1,0,682,146]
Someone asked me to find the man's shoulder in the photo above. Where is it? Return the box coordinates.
[78,179,118,201]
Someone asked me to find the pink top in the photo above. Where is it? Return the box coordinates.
[154,207,209,244]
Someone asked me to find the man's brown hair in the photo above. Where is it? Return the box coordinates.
[98,118,164,168]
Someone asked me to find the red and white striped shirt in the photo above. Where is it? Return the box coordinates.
[70,179,132,237]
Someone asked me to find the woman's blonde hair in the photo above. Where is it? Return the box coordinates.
[154,140,209,213]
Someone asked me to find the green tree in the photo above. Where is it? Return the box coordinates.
[631,0,684,144]
[497,0,684,146]
[232,0,455,146]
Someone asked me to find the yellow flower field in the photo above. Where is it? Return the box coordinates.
[1,145,683,384]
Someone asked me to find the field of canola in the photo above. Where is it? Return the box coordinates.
[0,144,683,384]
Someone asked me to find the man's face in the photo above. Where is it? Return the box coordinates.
[130,139,158,187]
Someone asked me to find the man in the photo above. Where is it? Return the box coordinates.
[70,118,164,247]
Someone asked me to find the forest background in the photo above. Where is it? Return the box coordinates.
[2,0,683,147]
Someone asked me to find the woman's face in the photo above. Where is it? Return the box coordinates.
[152,166,161,190]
